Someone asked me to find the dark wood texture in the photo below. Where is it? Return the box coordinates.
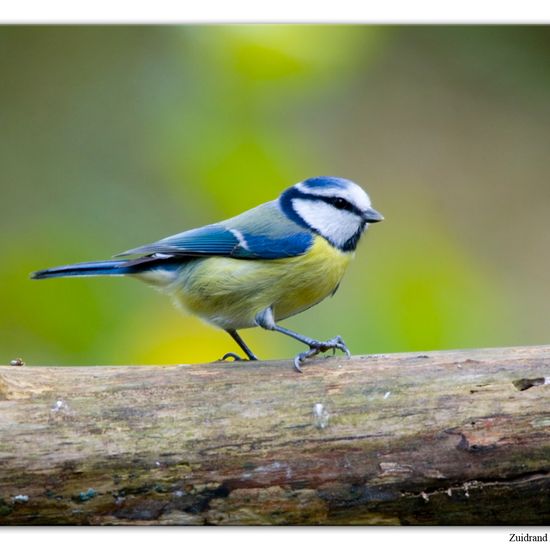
[1,345,549,525]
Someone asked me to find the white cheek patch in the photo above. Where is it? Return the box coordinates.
[292,199,363,248]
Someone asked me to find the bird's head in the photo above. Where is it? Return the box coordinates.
[279,176,383,252]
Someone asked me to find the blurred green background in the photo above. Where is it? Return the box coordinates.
[1,25,549,366]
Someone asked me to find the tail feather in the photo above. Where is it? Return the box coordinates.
[31,259,132,280]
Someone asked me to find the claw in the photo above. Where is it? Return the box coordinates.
[219,352,260,362]
[294,348,319,372]
[220,352,243,362]
[293,355,304,373]
[335,335,351,358]
[292,336,351,372]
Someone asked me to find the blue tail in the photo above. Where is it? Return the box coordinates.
[31,259,133,280]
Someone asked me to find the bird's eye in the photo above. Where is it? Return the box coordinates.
[333,197,349,210]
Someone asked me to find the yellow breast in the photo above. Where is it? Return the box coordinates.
[172,235,353,329]
[271,236,352,320]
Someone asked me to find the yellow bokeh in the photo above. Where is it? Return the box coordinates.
[1,25,549,366]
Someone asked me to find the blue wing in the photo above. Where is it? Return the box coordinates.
[117,201,313,261]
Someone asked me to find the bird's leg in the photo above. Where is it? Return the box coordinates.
[220,329,259,362]
[256,307,350,372]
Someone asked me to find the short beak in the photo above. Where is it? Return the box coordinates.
[363,207,384,223]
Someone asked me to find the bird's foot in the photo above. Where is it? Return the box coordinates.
[219,352,244,362]
[293,335,351,373]
[218,352,258,362]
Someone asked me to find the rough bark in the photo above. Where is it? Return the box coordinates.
[1,345,549,525]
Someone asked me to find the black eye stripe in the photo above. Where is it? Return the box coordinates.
[319,196,362,216]
[279,186,363,232]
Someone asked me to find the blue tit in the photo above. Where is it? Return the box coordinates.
[32,176,383,371]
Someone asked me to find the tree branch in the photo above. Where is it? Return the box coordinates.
[1,345,549,525]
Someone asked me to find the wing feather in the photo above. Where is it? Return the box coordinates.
[116,202,313,261]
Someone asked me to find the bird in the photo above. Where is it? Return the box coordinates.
[32,176,383,372]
